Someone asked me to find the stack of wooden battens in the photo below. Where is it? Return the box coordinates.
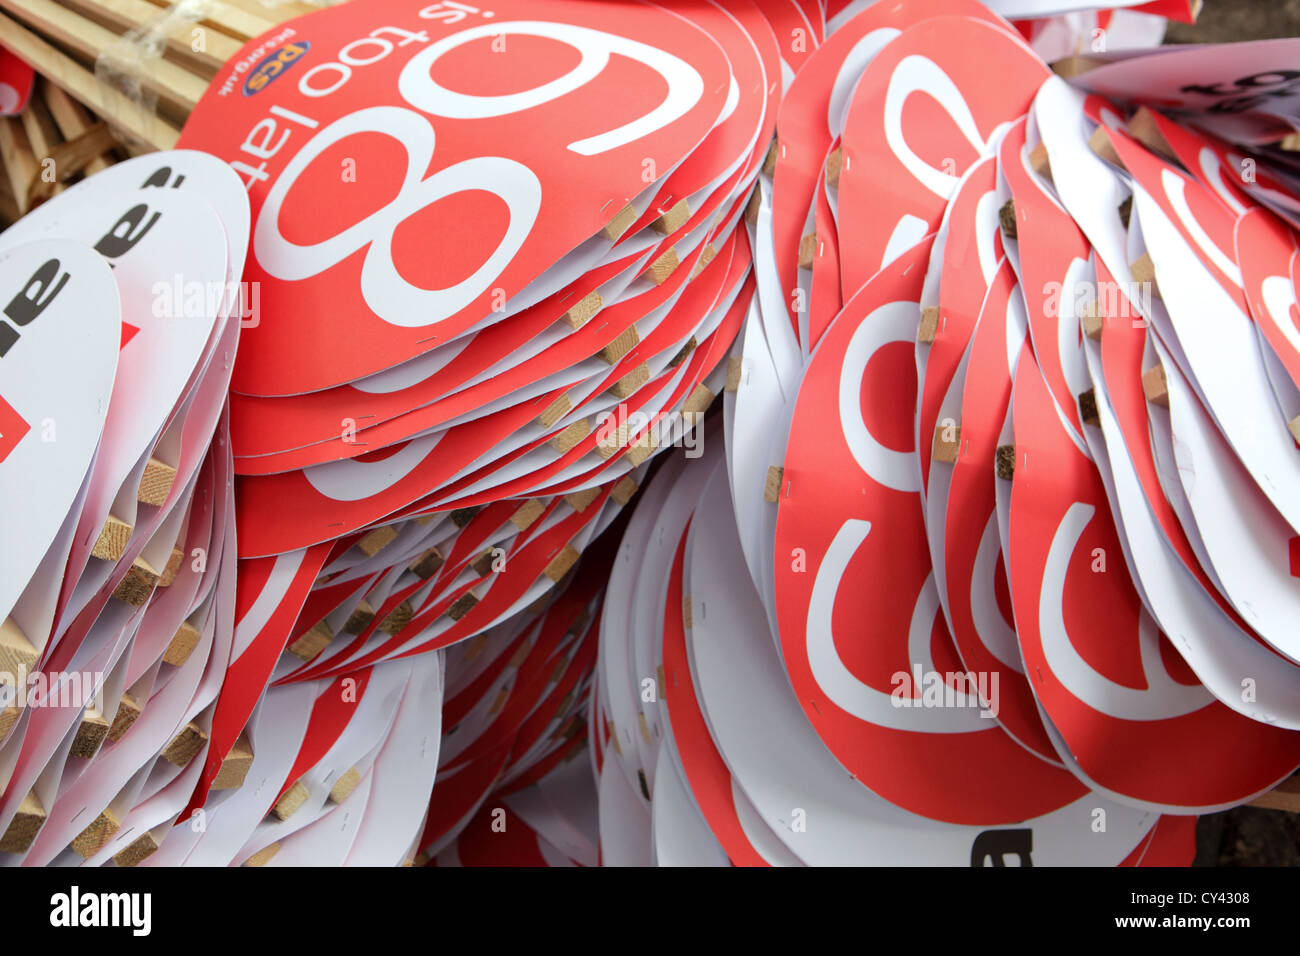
[0,0,327,220]
[0,74,119,224]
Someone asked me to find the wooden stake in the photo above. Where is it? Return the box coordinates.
[599,203,636,241]
[161,721,207,767]
[918,306,940,344]
[1130,253,1157,287]
[1028,142,1051,178]
[611,476,638,506]
[71,0,241,72]
[28,121,117,203]
[544,545,581,583]
[408,546,445,580]
[158,546,183,587]
[536,393,571,428]
[1088,125,1124,170]
[1051,55,1107,80]
[163,620,201,666]
[447,591,478,622]
[669,336,696,368]
[70,707,110,758]
[563,291,602,330]
[211,733,254,790]
[328,767,362,804]
[357,524,398,557]
[1142,364,1170,406]
[0,616,38,681]
[70,808,119,858]
[642,247,679,285]
[143,0,284,43]
[725,355,742,392]
[608,362,650,399]
[625,431,658,468]
[136,456,176,506]
[243,842,280,866]
[797,232,818,269]
[651,197,690,234]
[744,184,760,225]
[112,556,159,606]
[932,424,961,464]
[343,599,376,634]
[113,830,159,867]
[1127,106,1177,162]
[1249,774,1300,813]
[1078,389,1100,427]
[825,146,842,187]
[509,499,545,531]
[763,465,784,503]
[378,600,414,635]
[18,90,61,202]
[288,620,333,661]
[450,506,481,529]
[563,487,600,514]
[91,514,132,561]
[999,199,1018,239]
[995,445,1016,480]
[0,690,18,744]
[107,692,141,741]
[598,325,640,365]
[1081,302,1104,341]
[271,780,309,820]
[682,383,714,418]
[0,791,44,853]
[550,419,590,454]
[469,549,494,577]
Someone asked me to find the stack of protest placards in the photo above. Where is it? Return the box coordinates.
[6,0,1300,867]
[589,0,1300,865]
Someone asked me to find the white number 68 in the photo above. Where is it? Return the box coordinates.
[254,105,540,328]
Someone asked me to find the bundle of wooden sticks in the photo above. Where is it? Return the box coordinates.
[0,0,338,221]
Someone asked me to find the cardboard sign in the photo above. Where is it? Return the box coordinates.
[1064,40,1300,144]
[916,155,1004,493]
[773,241,1086,824]
[836,15,1046,295]
[1007,346,1300,811]
[771,0,1006,341]
[0,239,119,624]
[1081,274,1300,727]
[178,0,733,396]
[697,457,1154,863]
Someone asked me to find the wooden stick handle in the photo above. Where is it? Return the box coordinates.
[42,80,116,175]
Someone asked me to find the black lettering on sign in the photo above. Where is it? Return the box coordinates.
[141,165,185,189]
[0,258,69,358]
[1181,71,1300,115]
[970,828,1034,867]
[94,204,161,261]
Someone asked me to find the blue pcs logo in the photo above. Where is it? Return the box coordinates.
[242,41,311,97]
